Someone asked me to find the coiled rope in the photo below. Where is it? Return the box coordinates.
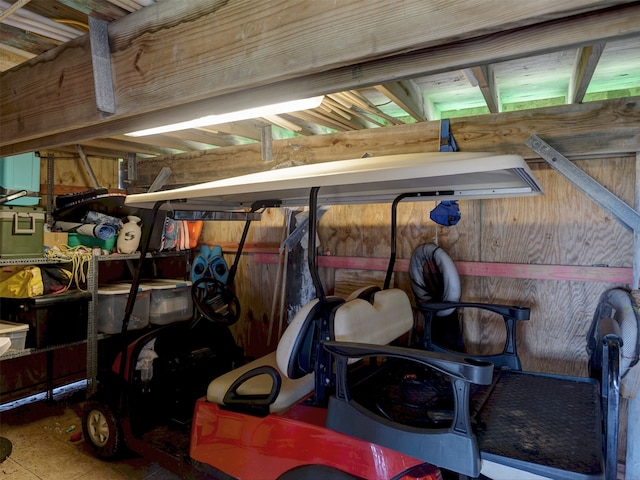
[44,245,93,291]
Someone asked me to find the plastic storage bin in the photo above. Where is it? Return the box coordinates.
[67,232,116,252]
[97,283,150,334]
[141,279,193,325]
[0,291,91,348]
[0,205,45,258]
[0,320,29,354]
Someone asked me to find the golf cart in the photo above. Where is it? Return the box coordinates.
[82,150,584,479]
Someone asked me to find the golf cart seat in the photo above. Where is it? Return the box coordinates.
[207,287,416,415]
[410,242,531,370]
[207,297,342,414]
[324,286,632,479]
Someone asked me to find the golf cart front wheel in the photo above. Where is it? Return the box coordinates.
[82,400,123,459]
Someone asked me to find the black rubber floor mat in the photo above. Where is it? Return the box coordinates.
[475,370,603,476]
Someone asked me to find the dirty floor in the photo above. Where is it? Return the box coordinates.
[0,384,180,480]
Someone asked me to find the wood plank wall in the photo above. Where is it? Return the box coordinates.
[200,156,635,377]
[200,155,635,462]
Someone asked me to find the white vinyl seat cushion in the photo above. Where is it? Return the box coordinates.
[206,351,314,413]
[207,299,320,413]
[333,288,414,345]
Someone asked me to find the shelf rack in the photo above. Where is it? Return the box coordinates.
[1,250,191,398]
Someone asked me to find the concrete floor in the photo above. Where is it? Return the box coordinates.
[0,385,180,480]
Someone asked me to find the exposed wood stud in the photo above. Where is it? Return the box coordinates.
[147,166,172,193]
[471,64,500,113]
[260,124,273,162]
[0,0,32,22]
[76,144,100,188]
[261,114,304,133]
[569,43,606,104]
[424,95,440,121]
[375,80,426,121]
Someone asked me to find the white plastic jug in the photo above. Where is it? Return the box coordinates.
[117,215,142,254]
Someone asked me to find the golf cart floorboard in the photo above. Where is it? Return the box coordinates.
[475,369,603,476]
[139,422,192,462]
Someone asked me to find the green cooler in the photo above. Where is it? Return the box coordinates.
[0,205,45,258]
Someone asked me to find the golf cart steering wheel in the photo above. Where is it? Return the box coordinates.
[192,277,241,326]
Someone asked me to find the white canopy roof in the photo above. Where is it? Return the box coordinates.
[124,152,543,211]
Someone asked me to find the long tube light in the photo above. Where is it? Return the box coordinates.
[126,95,325,137]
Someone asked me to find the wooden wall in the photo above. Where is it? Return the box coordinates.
[39,151,121,195]
[200,154,635,462]
[41,99,637,460]
[201,157,635,377]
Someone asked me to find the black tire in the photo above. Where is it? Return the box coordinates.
[82,400,124,459]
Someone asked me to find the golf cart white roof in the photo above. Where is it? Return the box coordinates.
[124,151,542,211]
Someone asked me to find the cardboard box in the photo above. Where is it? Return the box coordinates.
[43,232,69,249]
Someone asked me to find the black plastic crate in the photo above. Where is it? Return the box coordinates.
[0,290,92,348]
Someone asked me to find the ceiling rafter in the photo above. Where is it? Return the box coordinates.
[470,65,500,113]
[375,80,426,121]
[569,43,606,103]
[0,1,638,161]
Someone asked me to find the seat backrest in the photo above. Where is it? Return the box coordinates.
[276,296,345,379]
[331,288,414,345]
[409,243,461,311]
[587,287,639,382]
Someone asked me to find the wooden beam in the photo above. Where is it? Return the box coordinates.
[323,97,386,128]
[52,0,127,22]
[470,65,500,113]
[569,43,606,103]
[0,0,33,23]
[287,110,350,132]
[130,97,640,187]
[163,129,241,148]
[74,137,175,156]
[40,184,124,195]
[198,120,265,142]
[253,253,633,284]
[339,91,402,125]
[261,114,304,133]
[3,1,639,155]
[110,133,210,152]
[375,80,426,121]
[424,95,440,121]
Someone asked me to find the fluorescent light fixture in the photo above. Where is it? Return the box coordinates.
[126,96,325,137]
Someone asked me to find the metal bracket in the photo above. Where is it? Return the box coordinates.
[282,206,330,252]
[526,134,640,233]
[439,118,458,152]
[127,152,137,183]
[88,16,116,115]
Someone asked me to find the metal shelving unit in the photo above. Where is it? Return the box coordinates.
[1,250,190,398]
